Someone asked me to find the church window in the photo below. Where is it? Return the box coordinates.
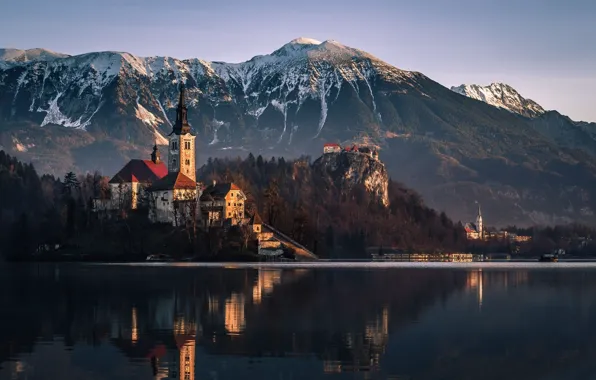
[172,141,178,150]
[185,141,191,149]
[228,202,231,206]
[172,158,177,167]
[185,159,190,166]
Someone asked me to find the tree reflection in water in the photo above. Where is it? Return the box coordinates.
[4,265,596,380]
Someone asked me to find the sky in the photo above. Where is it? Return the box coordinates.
[1,0,595,121]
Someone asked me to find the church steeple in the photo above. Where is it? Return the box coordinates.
[150,142,161,164]
[172,83,192,135]
[476,203,483,238]
[167,82,197,181]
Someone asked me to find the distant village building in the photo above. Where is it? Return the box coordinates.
[465,204,484,240]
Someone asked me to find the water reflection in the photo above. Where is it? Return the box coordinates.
[224,293,246,336]
[3,265,596,379]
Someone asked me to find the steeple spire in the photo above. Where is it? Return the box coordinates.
[171,82,192,135]
[476,202,483,239]
[151,141,161,164]
[178,83,185,109]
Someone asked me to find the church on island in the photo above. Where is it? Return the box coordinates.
[464,204,484,240]
[95,85,260,232]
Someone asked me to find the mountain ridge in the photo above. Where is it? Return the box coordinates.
[1,38,596,227]
[451,82,545,118]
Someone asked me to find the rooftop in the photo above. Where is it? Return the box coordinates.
[108,159,167,184]
[148,171,196,191]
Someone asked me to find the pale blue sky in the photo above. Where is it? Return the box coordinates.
[1,0,595,121]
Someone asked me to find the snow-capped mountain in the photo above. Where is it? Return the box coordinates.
[0,38,422,147]
[451,83,545,118]
[1,38,596,226]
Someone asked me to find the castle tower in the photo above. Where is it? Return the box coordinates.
[168,83,196,181]
[150,143,161,164]
[476,203,483,239]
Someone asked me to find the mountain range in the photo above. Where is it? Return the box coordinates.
[1,39,595,227]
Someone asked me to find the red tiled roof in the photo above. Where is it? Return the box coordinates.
[146,344,167,358]
[148,172,197,191]
[324,143,341,147]
[109,160,167,184]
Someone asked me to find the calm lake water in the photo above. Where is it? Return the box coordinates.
[2,263,596,380]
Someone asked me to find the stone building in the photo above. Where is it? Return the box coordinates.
[199,182,247,228]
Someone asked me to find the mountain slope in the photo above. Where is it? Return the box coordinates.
[1,39,596,226]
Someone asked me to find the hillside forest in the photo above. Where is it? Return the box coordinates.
[0,150,594,259]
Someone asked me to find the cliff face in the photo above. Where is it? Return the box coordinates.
[312,151,389,206]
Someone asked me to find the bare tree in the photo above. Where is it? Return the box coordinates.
[239,224,256,251]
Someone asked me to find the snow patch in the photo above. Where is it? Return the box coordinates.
[271,99,289,143]
[248,105,267,119]
[157,98,172,127]
[209,119,225,145]
[37,92,89,129]
[451,83,545,117]
[290,37,322,45]
[135,96,168,145]
[314,79,332,138]
[13,70,28,104]
[135,96,163,127]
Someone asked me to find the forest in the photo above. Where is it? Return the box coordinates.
[0,150,471,259]
[3,150,594,259]
[197,154,468,257]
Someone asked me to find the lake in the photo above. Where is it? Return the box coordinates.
[2,262,596,380]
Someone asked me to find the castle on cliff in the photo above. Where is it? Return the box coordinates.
[323,143,379,160]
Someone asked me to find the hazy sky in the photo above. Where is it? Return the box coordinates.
[1,0,595,121]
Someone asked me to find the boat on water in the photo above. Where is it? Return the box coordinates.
[146,254,174,262]
[538,253,558,262]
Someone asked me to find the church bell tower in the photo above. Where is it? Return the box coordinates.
[168,83,196,181]
[476,203,483,239]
